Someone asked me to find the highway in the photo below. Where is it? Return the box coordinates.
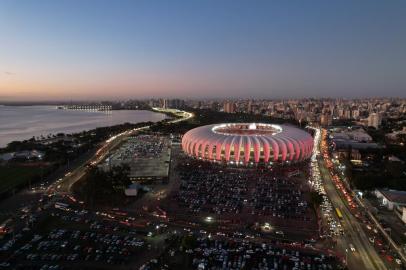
[356,190,406,264]
[0,108,193,248]
[8,114,386,270]
[316,127,387,270]
[319,160,387,269]
[52,108,194,194]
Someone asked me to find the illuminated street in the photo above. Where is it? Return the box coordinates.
[1,2,406,268]
[317,127,389,270]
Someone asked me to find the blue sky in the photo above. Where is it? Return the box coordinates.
[1,0,405,100]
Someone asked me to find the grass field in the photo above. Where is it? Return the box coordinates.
[0,165,43,193]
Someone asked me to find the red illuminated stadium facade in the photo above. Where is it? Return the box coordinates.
[181,123,314,165]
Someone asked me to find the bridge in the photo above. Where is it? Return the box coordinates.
[57,105,112,112]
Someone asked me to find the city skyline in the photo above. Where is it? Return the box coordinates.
[1,2,406,269]
[1,0,406,101]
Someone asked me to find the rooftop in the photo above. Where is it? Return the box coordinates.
[379,189,406,204]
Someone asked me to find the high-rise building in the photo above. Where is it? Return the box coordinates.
[160,99,168,109]
[352,109,360,119]
[368,113,382,129]
[320,113,333,126]
[247,100,253,113]
[168,99,185,109]
[338,108,344,118]
[344,109,351,119]
[223,101,236,113]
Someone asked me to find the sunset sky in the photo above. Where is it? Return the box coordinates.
[1,0,406,101]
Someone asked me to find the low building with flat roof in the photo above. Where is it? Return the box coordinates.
[375,189,406,210]
[100,135,171,182]
[329,127,380,150]
[375,189,406,224]
[127,147,171,181]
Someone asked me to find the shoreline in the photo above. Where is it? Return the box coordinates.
[0,108,191,200]
[0,106,168,149]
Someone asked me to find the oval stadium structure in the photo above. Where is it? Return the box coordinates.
[181,123,313,165]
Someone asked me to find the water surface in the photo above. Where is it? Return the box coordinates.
[0,105,167,147]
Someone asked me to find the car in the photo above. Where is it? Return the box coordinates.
[349,244,355,252]
[396,259,402,265]
[386,255,393,262]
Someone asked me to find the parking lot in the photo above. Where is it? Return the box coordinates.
[140,232,342,270]
[0,201,150,269]
[167,158,318,238]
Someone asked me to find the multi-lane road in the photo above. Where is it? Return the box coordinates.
[56,120,389,270]
[319,159,387,269]
[0,108,193,226]
[2,113,393,270]
[315,127,387,270]
[55,108,194,193]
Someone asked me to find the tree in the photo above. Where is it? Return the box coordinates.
[79,164,132,206]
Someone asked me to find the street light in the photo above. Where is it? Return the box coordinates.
[205,216,214,223]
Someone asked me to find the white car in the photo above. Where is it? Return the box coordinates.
[349,244,355,252]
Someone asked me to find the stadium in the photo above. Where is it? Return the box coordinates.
[181,123,313,165]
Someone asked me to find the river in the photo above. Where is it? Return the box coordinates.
[0,105,167,147]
